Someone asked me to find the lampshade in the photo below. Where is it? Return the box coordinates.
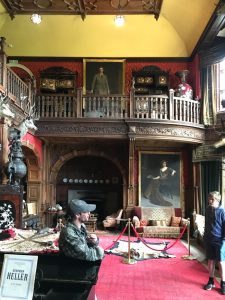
[114,15,125,27]
[30,14,42,24]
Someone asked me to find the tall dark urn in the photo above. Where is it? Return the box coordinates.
[6,128,27,186]
[175,70,193,99]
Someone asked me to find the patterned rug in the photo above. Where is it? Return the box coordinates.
[105,239,176,260]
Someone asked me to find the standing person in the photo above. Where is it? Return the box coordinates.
[91,66,110,95]
[59,199,104,261]
[203,191,225,294]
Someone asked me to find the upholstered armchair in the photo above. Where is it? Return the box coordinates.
[102,209,123,229]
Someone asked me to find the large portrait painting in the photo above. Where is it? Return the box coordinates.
[83,59,125,94]
[139,152,182,208]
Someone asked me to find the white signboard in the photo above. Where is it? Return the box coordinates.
[0,254,38,300]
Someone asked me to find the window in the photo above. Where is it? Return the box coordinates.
[219,59,225,111]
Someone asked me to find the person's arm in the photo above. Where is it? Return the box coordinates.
[59,227,104,261]
[170,168,176,176]
[87,233,99,246]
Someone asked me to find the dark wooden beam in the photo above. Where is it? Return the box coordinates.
[192,0,225,58]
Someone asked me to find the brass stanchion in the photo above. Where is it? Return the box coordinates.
[182,218,196,260]
[122,218,137,264]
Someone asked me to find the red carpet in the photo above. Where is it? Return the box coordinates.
[96,236,223,300]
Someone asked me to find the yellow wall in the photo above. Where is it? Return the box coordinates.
[0,0,217,58]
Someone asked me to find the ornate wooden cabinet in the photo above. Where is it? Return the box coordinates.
[40,66,77,94]
[132,65,169,95]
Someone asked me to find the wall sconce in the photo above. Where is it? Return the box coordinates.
[114,15,125,27]
[30,14,42,24]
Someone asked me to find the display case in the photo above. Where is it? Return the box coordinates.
[132,65,169,95]
[40,66,77,94]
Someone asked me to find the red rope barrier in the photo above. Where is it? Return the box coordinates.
[104,223,128,251]
[103,220,188,254]
[131,223,188,252]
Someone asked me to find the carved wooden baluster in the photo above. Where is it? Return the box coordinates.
[67,96,71,118]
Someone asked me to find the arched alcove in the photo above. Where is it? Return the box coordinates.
[22,144,41,214]
[56,155,124,220]
[50,149,127,220]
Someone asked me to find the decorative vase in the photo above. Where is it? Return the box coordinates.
[175,70,193,99]
[5,128,27,186]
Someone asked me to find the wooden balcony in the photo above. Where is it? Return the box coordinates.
[34,89,204,144]
[0,45,204,144]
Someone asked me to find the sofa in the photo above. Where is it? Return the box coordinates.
[132,206,189,238]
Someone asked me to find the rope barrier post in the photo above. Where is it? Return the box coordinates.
[122,218,137,265]
[182,218,196,260]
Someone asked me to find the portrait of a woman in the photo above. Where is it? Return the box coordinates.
[140,154,180,207]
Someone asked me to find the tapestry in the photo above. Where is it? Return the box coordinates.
[105,239,176,260]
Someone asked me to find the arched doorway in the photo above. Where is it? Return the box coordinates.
[55,155,124,220]
[22,144,41,214]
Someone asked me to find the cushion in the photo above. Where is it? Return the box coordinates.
[142,226,181,238]
[141,207,175,226]
[149,220,167,226]
[170,216,181,227]
[140,220,148,226]
[132,216,140,228]
[180,218,189,227]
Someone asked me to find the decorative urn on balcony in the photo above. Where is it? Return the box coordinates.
[175,70,193,99]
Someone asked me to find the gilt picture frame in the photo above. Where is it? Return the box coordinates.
[139,151,182,208]
[83,59,126,95]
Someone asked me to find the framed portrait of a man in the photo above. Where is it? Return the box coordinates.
[139,151,182,208]
[83,59,126,95]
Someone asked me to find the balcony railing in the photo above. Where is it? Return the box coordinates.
[82,94,129,118]
[6,67,30,108]
[0,48,32,115]
[36,94,77,118]
[35,89,201,124]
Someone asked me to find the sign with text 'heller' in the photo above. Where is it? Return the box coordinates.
[0,254,38,300]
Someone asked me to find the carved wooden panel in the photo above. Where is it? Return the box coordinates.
[28,169,40,181]
[27,184,40,202]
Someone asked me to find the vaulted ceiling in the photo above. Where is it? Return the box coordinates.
[0,0,224,58]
